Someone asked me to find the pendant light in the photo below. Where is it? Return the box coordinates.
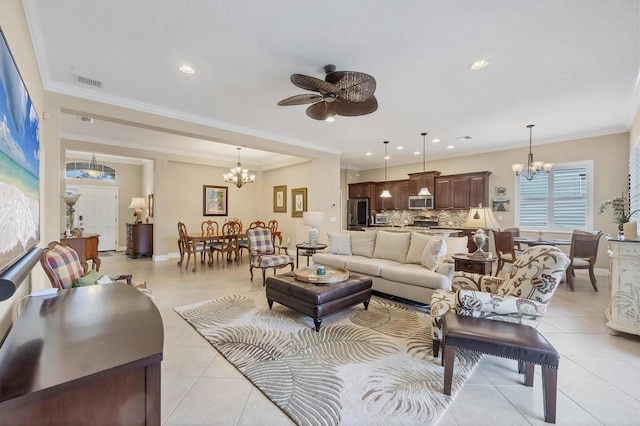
[380,141,392,198]
[511,124,553,181]
[417,132,432,196]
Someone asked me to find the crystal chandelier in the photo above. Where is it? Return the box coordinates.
[511,124,553,181]
[223,147,256,188]
[417,132,432,196]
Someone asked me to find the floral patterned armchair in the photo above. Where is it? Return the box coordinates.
[430,245,569,356]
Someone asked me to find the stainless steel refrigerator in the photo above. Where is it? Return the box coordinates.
[347,198,369,230]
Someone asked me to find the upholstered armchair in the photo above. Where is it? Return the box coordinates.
[246,226,294,285]
[430,245,569,356]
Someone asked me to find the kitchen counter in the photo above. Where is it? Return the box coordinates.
[366,226,462,236]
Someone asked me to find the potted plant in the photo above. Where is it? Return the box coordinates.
[599,193,639,234]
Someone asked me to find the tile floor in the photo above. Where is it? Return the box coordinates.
[100,253,640,425]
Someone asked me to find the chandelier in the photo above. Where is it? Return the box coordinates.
[223,147,256,188]
[84,153,103,178]
[511,124,552,181]
[380,141,391,198]
[417,132,432,196]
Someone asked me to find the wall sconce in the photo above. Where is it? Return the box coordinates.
[148,194,154,219]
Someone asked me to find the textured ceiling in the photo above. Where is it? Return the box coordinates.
[23,0,640,170]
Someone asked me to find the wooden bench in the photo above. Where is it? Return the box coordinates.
[442,313,560,424]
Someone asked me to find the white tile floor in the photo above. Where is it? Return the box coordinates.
[100,253,640,425]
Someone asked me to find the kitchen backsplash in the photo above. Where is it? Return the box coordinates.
[384,210,469,227]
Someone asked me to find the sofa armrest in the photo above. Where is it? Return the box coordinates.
[452,271,503,293]
[435,262,454,283]
[456,289,549,318]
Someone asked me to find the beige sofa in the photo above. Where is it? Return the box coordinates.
[312,230,469,305]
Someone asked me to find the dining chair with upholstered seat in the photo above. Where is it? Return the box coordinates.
[268,219,284,253]
[492,229,519,276]
[566,230,603,291]
[246,226,294,285]
[503,227,522,250]
[178,222,207,272]
[210,221,241,266]
[201,220,220,264]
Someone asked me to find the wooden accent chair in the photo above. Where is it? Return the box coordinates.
[40,241,132,289]
[492,229,519,276]
[177,222,206,272]
[503,227,522,250]
[566,230,603,291]
[246,226,294,285]
[201,220,220,238]
[210,221,241,266]
[268,219,284,252]
[430,245,569,357]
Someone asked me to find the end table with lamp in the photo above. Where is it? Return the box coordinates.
[295,242,327,268]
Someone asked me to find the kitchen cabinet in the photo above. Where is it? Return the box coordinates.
[394,180,410,210]
[126,223,153,259]
[408,171,441,195]
[435,171,491,210]
[375,180,409,211]
[348,182,376,200]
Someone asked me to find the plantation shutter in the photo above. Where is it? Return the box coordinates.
[519,174,548,227]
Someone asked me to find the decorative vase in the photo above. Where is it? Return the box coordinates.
[618,222,625,240]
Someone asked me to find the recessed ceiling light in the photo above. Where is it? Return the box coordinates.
[366,152,372,156]
[384,155,390,160]
[179,65,195,74]
[396,146,404,150]
[447,145,455,149]
[470,59,489,70]
[432,138,440,143]
[413,151,420,155]
[325,116,335,122]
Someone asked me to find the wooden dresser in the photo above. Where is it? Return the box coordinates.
[126,223,153,259]
[0,284,164,424]
[61,233,100,271]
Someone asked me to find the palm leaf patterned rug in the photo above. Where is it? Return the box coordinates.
[175,293,481,426]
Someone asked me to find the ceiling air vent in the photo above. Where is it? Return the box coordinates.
[79,116,94,123]
[75,74,103,89]
[456,136,472,141]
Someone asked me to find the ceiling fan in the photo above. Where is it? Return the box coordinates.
[277,64,378,120]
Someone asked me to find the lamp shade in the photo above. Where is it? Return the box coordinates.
[128,197,147,209]
[463,205,500,229]
[303,211,324,227]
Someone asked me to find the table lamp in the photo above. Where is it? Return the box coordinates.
[128,197,147,224]
[303,212,324,245]
[463,204,500,256]
[62,194,81,236]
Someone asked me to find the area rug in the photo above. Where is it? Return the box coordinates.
[175,293,481,426]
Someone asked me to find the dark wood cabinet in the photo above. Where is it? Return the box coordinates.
[348,182,376,200]
[61,233,101,271]
[373,180,409,211]
[394,180,410,210]
[126,223,153,259]
[435,171,491,210]
[408,171,441,195]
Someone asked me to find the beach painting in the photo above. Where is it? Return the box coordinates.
[0,30,40,274]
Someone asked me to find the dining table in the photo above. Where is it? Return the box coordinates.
[513,237,571,247]
[185,232,246,268]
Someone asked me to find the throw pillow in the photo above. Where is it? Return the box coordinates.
[405,232,435,264]
[73,269,103,287]
[372,231,411,263]
[328,233,352,255]
[349,230,377,258]
[421,238,447,271]
[443,236,469,260]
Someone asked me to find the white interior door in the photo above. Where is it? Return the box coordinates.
[74,186,118,251]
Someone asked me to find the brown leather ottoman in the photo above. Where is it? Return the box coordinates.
[265,272,372,331]
[442,313,560,424]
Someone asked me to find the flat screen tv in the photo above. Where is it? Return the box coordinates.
[0,28,40,275]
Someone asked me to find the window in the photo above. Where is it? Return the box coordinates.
[65,161,116,181]
[630,140,640,214]
[515,160,593,231]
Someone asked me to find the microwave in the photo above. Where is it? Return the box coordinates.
[375,213,389,224]
[408,195,434,210]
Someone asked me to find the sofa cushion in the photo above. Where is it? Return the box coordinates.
[380,264,451,290]
[348,230,377,258]
[312,253,347,269]
[421,238,447,271]
[406,232,434,264]
[327,233,351,255]
[345,257,400,276]
[373,231,411,263]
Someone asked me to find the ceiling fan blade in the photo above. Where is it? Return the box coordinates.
[326,71,376,102]
[335,96,378,117]
[306,101,337,120]
[291,74,340,94]
[277,94,323,106]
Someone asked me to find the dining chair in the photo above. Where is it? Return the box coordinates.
[566,230,603,291]
[503,227,522,250]
[178,222,207,272]
[268,219,284,252]
[246,226,294,285]
[238,221,264,258]
[201,220,220,238]
[210,221,241,266]
[492,229,519,276]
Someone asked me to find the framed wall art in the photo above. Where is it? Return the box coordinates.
[291,187,307,218]
[273,185,287,213]
[203,185,228,216]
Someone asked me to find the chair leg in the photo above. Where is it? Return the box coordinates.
[566,266,575,291]
[249,265,254,281]
[433,339,440,358]
[262,269,267,286]
[588,266,598,292]
[542,366,558,424]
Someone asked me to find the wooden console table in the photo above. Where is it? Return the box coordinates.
[0,283,164,424]
[61,233,100,271]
